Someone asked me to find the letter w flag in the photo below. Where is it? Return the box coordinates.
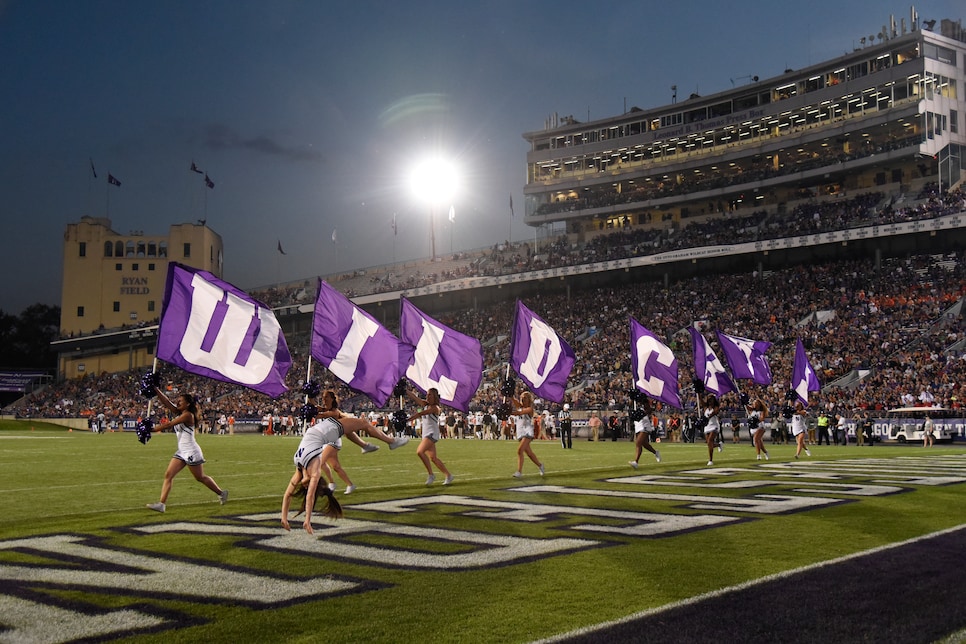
[398,297,483,412]
[156,263,292,397]
[688,326,736,397]
[311,280,400,407]
[510,300,574,403]
[629,317,681,409]
[715,331,773,385]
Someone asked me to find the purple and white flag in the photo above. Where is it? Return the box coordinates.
[156,263,292,397]
[510,300,575,403]
[715,331,773,385]
[311,280,401,407]
[398,298,483,412]
[629,317,681,409]
[689,326,737,397]
[792,338,821,406]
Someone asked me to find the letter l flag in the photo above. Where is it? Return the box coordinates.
[398,297,483,412]
[156,263,292,397]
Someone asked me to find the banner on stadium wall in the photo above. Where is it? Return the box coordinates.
[0,372,49,393]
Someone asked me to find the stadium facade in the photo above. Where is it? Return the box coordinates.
[522,11,964,239]
[55,216,223,377]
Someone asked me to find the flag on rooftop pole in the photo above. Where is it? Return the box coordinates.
[204,173,214,189]
[715,330,773,385]
[89,158,97,179]
[398,297,483,412]
[311,280,401,406]
[391,213,397,236]
[277,240,286,255]
[792,338,821,406]
[107,174,121,187]
[190,161,203,174]
[448,205,455,223]
[688,326,736,397]
[155,263,292,397]
[629,317,681,409]
[509,194,514,217]
[509,300,575,403]
[331,229,337,244]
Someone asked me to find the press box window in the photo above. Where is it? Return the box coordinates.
[113,301,120,312]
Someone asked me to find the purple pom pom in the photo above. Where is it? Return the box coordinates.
[139,371,161,398]
[299,403,318,422]
[136,419,153,444]
[301,380,322,399]
[500,376,516,398]
[391,409,409,433]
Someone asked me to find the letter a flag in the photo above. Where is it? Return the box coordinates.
[311,280,400,407]
[688,326,736,397]
[156,263,292,397]
[510,300,574,403]
[630,317,681,409]
[715,331,773,385]
[398,297,483,412]
[792,338,821,406]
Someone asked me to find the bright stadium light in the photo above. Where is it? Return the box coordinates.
[408,156,460,261]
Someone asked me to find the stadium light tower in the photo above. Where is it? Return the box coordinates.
[408,156,460,261]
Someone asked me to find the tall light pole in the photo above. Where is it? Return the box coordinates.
[409,157,459,262]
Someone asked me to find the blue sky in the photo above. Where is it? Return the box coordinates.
[0,0,959,314]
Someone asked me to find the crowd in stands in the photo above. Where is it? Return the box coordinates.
[243,184,964,303]
[13,241,966,436]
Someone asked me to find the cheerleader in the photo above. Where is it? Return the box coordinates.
[745,394,770,461]
[146,386,227,513]
[628,395,661,468]
[408,388,454,486]
[703,393,722,466]
[510,391,545,478]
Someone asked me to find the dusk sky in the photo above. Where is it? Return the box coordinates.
[1,1,959,315]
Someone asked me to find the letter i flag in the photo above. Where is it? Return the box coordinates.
[311,280,400,407]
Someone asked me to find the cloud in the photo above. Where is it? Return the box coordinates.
[202,123,322,163]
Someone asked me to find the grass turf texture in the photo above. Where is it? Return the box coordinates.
[2,420,965,643]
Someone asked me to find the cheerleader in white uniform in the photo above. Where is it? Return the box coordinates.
[146,386,227,514]
[408,387,454,486]
[703,394,722,467]
[510,391,544,478]
[629,395,661,468]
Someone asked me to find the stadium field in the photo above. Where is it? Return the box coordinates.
[2,420,965,643]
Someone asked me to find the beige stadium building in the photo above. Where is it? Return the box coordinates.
[54,216,223,379]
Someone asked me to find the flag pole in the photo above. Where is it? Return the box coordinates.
[146,357,158,419]
[508,194,512,246]
[87,159,94,215]
[302,356,313,433]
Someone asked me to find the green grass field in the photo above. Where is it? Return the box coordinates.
[2,420,965,643]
